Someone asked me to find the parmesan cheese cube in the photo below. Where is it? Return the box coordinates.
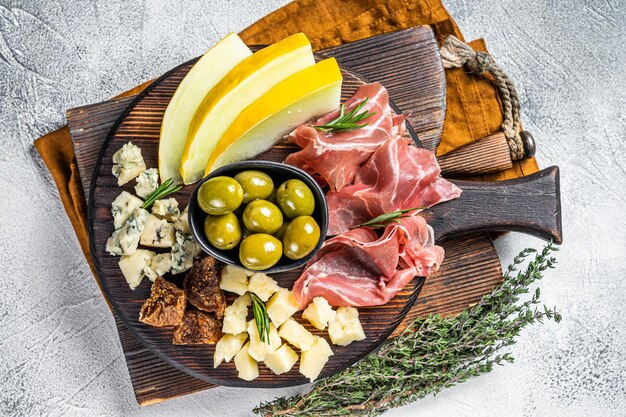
[140,214,176,248]
[214,332,248,368]
[328,307,366,346]
[119,249,156,289]
[111,191,143,230]
[266,288,299,327]
[299,337,333,382]
[278,318,316,351]
[112,142,146,185]
[302,296,336,330]
[220,265,249,295]
[264,344,298,375]
[222,294,251,335]
[247,320,281,362]
[152,198,180,221]
[247,273,279,301]
[234,342,258,381]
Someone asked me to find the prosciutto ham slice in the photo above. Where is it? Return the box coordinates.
[293,216,444,308]
[285,83,406,192]
[326,135,462,235]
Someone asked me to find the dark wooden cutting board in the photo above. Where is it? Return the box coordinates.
[69,26,510,404]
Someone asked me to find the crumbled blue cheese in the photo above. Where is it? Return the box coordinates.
[106,208,148,256]
[111,191,144,230]
[119,249,156,289]
[140,214,176,248]
[151,253,173,277]
[152,198,180,221]
[134,168,159,198]
[174,206,190,234]
[112,142,146,186]
[171,230,201,274]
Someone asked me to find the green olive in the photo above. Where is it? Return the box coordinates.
[276,179,315,219]
[242,200,283,234]
[239,234,283,270]
[204,212,242,250]
[197,176,243,215]
[282,216,321,260]
[234,170,274,203]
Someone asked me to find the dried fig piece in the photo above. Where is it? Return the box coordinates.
[184,256,226,318]
[139,277,186,327]
[172,309,222,345]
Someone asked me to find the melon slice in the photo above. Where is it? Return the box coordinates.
[204,58,343,173]
[181,33,315,184]
[158,33,252,184]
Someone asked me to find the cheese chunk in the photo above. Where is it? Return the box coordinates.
[278,318,316,351]
[299,337,333,382]
[152,198,180,221]
[266,288,299,327]
[119,249,156,289]
[234,342,258,381]
[264,344,298,375]
[328,307,366,346]
[173,206,190,234]
[111,191,143,230]
[214,332,248,368]
[222,294,251,335]
[171,231,200,274]
[112,142,146,185]
[247,272,279,301]
[150,253,172,277]
[140,214,176,248]
[302,296,336,330]
[106,208,148,256]
[247,320,281,362]
[220,265,249,295]
[134,168,159,198]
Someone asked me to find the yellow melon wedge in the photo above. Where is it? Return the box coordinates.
[180,33,315,184]
[204,58,343,174]
[158,33,252,184]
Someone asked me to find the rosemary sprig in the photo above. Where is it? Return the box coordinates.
[353,206,427,229]
[255,242,560,417]
[141,178,182,209]
[313,98,376,133]
[251,293,271,343]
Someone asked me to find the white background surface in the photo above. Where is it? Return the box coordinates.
[1,0,625,416]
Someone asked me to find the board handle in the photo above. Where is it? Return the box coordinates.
[425,166,562,243]
[437,132,513,177]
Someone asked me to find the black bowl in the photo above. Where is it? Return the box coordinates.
[188,161,329,273]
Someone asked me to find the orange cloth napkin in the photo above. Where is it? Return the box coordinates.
[34,0,538,281]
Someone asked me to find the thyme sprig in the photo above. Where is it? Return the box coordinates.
[255,242,560,417]
[251,293,271,343]
[141,178,182,209]
[313,98,376,133]
[353,206,427,229]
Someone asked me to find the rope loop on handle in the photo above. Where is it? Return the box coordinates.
[440,36,524,160]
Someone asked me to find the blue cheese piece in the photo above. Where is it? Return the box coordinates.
[174,206,190,234]
[111,191,144,230]
[106,208,148,256]
[171,230,201,274]
[152,198,180,221]
[140,214,176,248]
[151,253,173,277]
[112,142,146,185]
[134,168,159,198]
[119,249,156,289]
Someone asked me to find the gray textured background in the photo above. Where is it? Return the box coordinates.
[1,0,625,416]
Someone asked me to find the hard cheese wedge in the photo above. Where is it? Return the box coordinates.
[181,33,315,184]
[204,58,343,174]
[158,33,252,184]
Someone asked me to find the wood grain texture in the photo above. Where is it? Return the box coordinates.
[437,132,513,177]
[68,26,507,404]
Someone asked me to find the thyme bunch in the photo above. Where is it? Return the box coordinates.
[256,242,560,417]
